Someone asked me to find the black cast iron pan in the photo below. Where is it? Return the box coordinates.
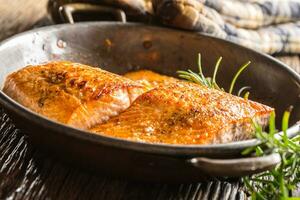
[0,22,299,182]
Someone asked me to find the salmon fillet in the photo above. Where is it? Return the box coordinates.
[124,70,178,88]
[3,61,148,129]
[91,81,273,145]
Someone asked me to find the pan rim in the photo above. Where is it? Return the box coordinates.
[0,21,299,156]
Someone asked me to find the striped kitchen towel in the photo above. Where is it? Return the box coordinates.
[152,0,300,54]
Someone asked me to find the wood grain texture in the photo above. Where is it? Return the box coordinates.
[0,0,299,199]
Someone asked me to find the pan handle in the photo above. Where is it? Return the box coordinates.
[187,125,299,177]
[187,153,281,177]
[59,3,127,24]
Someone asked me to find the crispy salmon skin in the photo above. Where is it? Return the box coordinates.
[3,61,148,129]
[91,80,273,145]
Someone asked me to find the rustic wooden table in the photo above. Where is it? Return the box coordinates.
[0,1,299,199]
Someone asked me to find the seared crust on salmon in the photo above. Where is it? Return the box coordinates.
[124,70,178,88]
[91,81,273,145]
[4,64,274,145]
[3,61,148,129]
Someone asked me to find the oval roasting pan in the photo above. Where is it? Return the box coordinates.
[0,22,299,182]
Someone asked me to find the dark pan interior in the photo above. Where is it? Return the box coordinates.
[0,22,299,126]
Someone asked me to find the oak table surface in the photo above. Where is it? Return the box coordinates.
[0,1,299,199]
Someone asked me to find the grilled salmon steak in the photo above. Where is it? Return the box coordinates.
[4,63,274,145]
[3,61,148,129]
[91,80,273,145]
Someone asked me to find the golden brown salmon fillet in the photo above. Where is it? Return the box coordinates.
[3,61,148,129]
[90,81,273,145]
[124,70,178,88]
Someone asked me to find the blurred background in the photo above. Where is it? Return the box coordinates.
[0,0,47,41]
[1,0,300,72]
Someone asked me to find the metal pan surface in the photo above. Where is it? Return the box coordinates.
[0,22,299,182]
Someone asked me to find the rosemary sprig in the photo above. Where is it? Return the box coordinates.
[177,54,300,198]
[242,110,300,199]
[238,86,251,99]
[177,53,250,95]
[228,61,251,94]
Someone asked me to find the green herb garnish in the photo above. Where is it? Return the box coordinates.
[228,61,251,94]
[238,86,251,98]
[177,53,250,95]
[242,109,300,199]
[177,54,300,198]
